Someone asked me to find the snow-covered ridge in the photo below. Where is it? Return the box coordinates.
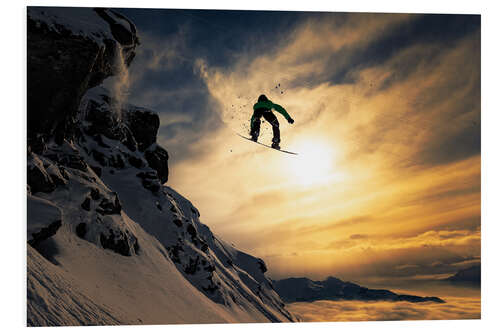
[27,87,294,324]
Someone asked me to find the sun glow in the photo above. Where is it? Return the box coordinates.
[288,140,340,186]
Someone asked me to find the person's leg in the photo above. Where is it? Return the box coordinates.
[263,112,280,147]
[250,110,263,141]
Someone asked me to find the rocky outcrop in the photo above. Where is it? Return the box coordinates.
[100,228,139,257]
[78,87,169,183]
[125,107,160,151]
[27,156,57,194]
[28,220,62,248]
[27,153,71,194]
[27,195,63,248]
[27,7,139,145]
[145,145,169,183]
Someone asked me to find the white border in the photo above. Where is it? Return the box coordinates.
[3,0,499,332]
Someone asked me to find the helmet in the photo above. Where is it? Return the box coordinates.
[258,94,268,102]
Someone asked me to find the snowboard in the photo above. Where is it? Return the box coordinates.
[237,133,298,155]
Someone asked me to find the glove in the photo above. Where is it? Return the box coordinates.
[288,118,294,124]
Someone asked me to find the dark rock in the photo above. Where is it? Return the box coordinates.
[144,145,169,183]
[27,8,138,143]
[167,244,184,264]
[90,188,100,200]
[173,219,183,227]
[27,135,47,154]
[187,224,197,238]
[133,240,140,254]
[202,278,219,293]
[49,173,66,186]
[109,154,125,169]
[58,166,70,180]
[45,152,87,171]
[100,229,131,256]
[200,242,208,253]
[28,220,62,247]
[136,171,161,193]
[76,222,87,239]
[125,108,159,151]
[89,164,102,177]
[62,154,87,171]
[257,259,267,273]
[82,99,124,141]
[95,134,110,148]
[91,149,107,167]
[113,194,122,212]
[136,171,157,180]
[96,195,121,215]
[81,197,91,211]
[27,161,56,194]
[94,8,139,47]
[204,264,216,272]
[190,207,199,217]
[122,126,138,152]
[185,256,200,275]
[127,154,143,168]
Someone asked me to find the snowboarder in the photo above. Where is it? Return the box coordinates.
[250,94,294,150]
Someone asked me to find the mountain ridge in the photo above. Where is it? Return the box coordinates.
[444,265,480,285]
[274,276,445,303]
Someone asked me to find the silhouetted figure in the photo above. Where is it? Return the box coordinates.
[250,95,294,150]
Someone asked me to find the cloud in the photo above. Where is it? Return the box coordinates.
[286,297,480,322]
[118,10,481,285]
[350,234,368,240]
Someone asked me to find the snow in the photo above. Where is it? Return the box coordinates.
[27,166,278,324]
[27,195,61,242]
[27,88,295,325]
[28,7,114,46]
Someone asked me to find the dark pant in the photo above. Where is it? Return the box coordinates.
[250,108,280,143]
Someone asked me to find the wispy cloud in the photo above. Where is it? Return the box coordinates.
[124,10,480,284]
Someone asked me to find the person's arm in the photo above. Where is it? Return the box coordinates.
[271,102,294,123]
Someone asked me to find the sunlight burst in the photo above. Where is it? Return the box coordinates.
[288,140,337,186]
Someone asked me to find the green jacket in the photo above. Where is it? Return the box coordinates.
[252,100,292,122]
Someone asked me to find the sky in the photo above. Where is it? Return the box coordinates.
[113,8,481,285]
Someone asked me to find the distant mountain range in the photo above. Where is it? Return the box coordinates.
[274,276,445,303]
[444,265,480,285]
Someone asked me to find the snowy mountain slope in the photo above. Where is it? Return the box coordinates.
[27,89,294,325]
[28,246,125,326]
[27,7,294,325]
